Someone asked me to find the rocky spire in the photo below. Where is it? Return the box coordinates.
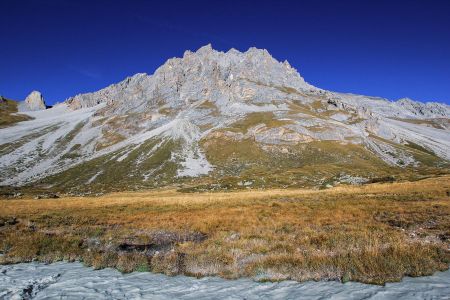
[24,91,47,111]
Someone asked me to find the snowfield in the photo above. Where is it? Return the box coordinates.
[0,262,449,300]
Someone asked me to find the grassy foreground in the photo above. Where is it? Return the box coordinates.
[1,176,449,284]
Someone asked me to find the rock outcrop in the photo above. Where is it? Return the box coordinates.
[19,91,47,111]
[66,44,313,115]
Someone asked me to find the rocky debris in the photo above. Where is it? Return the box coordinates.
[19,91,47,111]
[0,217,18,227]
[237,181,253,187]
[338,174,369,185]
[80,230,208,258]
[1,192,23,199]
[16,274,61,299]
[83,237,102,250]
[438,233,449,242]
[225,232,241,242]
[33,193,60,200]
[26,221,37,232]
[117,230,207,255]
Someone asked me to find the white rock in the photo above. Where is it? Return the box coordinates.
[20,91,47,111]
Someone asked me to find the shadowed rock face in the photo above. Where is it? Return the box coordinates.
[20,91,47,111]
[0,45,449,189]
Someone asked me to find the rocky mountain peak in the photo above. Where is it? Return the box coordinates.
[66,45,312,113]
[21,91,47,111]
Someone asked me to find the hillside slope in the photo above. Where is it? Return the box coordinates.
[0,45,449,193]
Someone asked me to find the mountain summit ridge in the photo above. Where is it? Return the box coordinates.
[0,45,449,192]
[64,45,449,118]
[65,44,312,113]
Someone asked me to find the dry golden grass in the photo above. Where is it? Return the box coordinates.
[1,176,449,284]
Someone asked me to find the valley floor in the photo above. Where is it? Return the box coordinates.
[1,176,449,285]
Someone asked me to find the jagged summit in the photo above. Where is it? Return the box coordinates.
[64,44,449,119]
[66,45,312,112]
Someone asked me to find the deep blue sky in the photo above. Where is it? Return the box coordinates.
[1,0,450,105]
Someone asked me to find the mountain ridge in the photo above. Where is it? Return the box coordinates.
[0,45,449,193]
[63,44,450,117]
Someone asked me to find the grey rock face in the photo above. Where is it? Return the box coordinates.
[20,91,47,111]
[66,44,313,116]
[395,98,450,118]
[65,45,450,121]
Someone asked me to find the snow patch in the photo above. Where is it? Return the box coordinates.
[86,170,103,184]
